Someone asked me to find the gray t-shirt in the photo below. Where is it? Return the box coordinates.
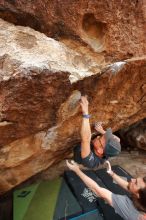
[112,194,146,220]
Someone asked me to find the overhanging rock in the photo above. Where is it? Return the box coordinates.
[0,18,145,193]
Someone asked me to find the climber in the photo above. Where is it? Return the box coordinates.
[73,96,121,168]
[66,160,146,220]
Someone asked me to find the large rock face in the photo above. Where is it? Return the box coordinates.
[0,0,145,193]
[0,0,146,63]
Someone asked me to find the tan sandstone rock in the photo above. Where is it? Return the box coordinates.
[0,19,145,193]
[0,0,145,193]
[0,0,146,63]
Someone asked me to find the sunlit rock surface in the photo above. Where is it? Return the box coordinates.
[0,0,145,193]
[0,0,146,64]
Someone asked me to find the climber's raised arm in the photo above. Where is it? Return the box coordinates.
[80,96,91,158]
[66,160,112,205]
[106,161,129,191]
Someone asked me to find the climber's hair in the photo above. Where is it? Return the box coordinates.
[132,176,146,212]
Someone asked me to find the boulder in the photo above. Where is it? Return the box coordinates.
[0,18,145,193]
[0,0,145,62]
